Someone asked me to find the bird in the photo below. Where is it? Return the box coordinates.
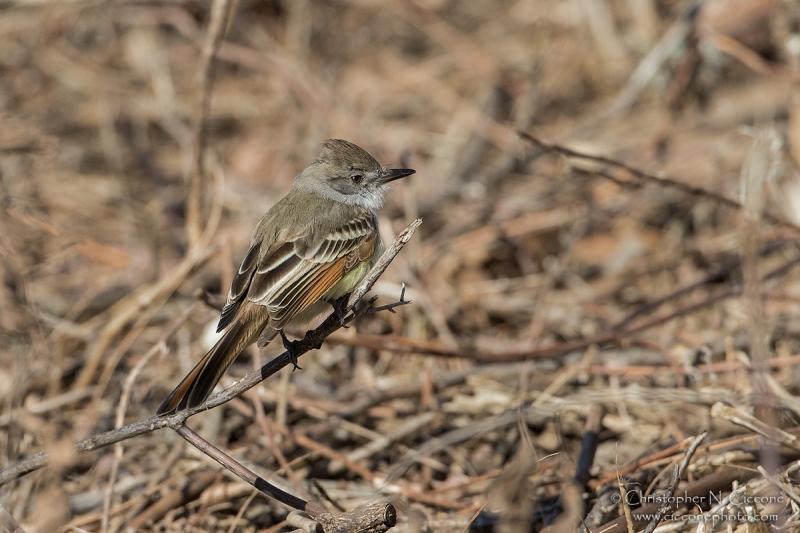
[157,139,415,414]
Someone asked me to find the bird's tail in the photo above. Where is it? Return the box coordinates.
[157,306,270,414]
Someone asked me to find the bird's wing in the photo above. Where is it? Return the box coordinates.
[217,240,262,331]
[217,211,377,333]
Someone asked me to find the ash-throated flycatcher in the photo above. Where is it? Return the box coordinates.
[157,139,414,414]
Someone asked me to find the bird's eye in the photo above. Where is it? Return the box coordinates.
[351,174,364,184]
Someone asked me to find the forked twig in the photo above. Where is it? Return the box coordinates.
[640,432,706,533]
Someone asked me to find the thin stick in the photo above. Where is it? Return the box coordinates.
[175,424,312,512]
[710,403,800,451]
[607,0,703,115]
[617,474,635,533]
[0,505,26,533]
[640,432,706,533]
[101,342,168,533]
[518,131,800,232]
[756,465,800,507]
[186,0,235,246]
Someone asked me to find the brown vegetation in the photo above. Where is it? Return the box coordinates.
[3,0,800,531]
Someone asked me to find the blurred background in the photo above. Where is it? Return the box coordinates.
[3,0,800,531]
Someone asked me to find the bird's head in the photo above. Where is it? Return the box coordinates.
[296,139,415,210]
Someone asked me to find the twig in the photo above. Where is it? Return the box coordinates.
[518,131,800,231]
[176,423,399,531]
[0,219,421,485]
[286,511,320,533]
[0,387,97,429]
[125,471,218,530]
[739,129,784,474]
[248,380,307,495]
[640,432,706,533]
[574,405,604,487]
[387,408,524,484]
[584,352,800,377]
[609,238,796,331]
[346,220,421,307]
[596,439,767,533]
[706,33,789,80]
[283,422,469,510]
[613,255,800,339]
[327,411,438,475]
[227,489,259,533]
[756,465,800,507]
[176,424,310,511]
[710,403,800,451]
[101,341,168,533]
[607,0,703,115]
[0,505,26,533]
[186,0,235,246]
[595,424,800,486]
[617,475,635,533]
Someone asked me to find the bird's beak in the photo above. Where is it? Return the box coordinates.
[378,167,415,184]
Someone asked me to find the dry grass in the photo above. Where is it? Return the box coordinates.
[3,0,800,531]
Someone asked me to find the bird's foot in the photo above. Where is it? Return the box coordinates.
[330,294,351,327]
[280,330,303,371]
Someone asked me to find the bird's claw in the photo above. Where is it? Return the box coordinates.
[330,294,351,327]
[280,330,303,371]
